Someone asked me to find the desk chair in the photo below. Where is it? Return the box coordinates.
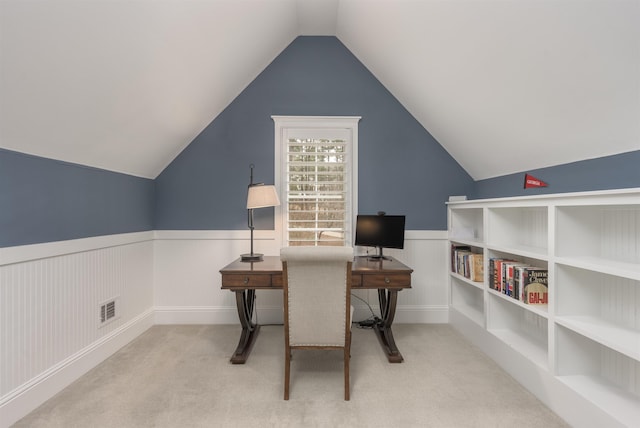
[280,246,354,401]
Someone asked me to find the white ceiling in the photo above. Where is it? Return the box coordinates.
[1,0,638,180]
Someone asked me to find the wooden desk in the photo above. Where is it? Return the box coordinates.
[220,256,413,364]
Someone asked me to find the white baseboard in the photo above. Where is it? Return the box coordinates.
[0,309,154,428]
[154,306,241,325]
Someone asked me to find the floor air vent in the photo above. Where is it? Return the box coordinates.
[99,297,121,328]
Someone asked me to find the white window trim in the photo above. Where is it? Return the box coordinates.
[273,115,360,249]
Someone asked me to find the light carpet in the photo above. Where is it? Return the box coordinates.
[14,324,569,427]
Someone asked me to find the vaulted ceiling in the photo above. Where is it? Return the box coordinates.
[1,0,638,180]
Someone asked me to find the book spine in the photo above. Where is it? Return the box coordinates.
[501,261,510,295]
[488,258,497,290]
[513,265,526,301]
[495,260,504,293]
[471,253,484,282]
[506,263,528,300]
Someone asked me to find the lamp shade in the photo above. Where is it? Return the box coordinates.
[247,184,280,209]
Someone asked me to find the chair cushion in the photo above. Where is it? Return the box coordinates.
[282,246,354,346]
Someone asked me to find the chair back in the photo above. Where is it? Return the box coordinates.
[281,246,354,347]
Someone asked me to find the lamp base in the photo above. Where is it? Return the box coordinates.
[241,253,264,262]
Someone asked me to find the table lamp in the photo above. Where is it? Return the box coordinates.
[241,164,280,262]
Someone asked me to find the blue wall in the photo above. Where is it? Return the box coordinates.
[0,149,155,247]
[155,36,475,231]
[473,150,640,199]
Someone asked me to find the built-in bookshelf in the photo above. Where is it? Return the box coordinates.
[447,188,640,428]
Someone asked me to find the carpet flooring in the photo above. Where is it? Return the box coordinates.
[13,324,569,428]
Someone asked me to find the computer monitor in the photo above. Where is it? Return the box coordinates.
[354,214,406,260]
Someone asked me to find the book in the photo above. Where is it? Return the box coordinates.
[469,253,484,282]
[504,262,528,298]
[513,265,529,301]
[458,250,472,277]
[488,258,500,290]
[522,268,548,304]
[451,245,470,273]
[450,245,483,282]
[493,259,503,292]
[494,259,516,293]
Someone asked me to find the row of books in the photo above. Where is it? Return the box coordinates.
[451,244,548,305]
[451,245,483,282]
[489,258,548,305]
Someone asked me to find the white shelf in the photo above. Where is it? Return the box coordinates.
[448,189,640,428]
[555,256,640,281]
[450,272,484,290]
[488,328,548,369]
[449,237,483,247]
[487,206,548,253]
[556,204,640,267]
[449,206,484,242]
[450,278,484,327]
[557,375,640,428]
[555,315,640,361]
[487,244,549,260]
[450,302,484,327]
[487,293,548,369]
[487,288,549,318]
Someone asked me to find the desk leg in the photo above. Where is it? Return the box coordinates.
[230,289,260,364]
[374,289,404,363]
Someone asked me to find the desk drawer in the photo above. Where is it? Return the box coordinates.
[223,274,272,288]
[271,274,283,288]
[362,274,411,288]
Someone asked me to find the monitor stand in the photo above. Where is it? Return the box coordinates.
[367,246,392,261]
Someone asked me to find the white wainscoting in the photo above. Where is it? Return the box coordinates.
[0,229,448,427]
[153,230,450,325]
[0,232,155,428]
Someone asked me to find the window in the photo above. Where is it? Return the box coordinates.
[273,116,360,247]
